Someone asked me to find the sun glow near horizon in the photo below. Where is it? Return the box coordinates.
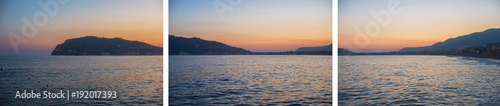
[169,0,332,52]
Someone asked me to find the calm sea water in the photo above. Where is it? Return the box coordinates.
[339,55,500,105]
[0,56,162,105]
[169,55,332,105]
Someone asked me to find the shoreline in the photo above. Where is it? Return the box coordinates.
[456,54,500,60]
[340,54,500,60]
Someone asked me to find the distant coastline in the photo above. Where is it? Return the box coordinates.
[169,35,332,55]
[339,54,500,60]
[170,51,332,55]
[339,42,500,60]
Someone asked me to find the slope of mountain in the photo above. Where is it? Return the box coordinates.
[295,44,333,52]
[169,35,250,55]
[338,48,353,55]
[399,28,500,52]
[51,36,162,55]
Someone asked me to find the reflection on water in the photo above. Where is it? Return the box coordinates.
[0,56,162,105]
[169,55,332,105]
[339,55,500,105]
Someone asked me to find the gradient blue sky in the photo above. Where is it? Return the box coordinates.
[339,0,500,52]
[169,0,333,52]
[0,0,162,56]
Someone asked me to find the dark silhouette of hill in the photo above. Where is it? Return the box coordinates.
[295,44,332,52]
[169,35,250,55]
[51,36,162,55]
[338,48,353,55]
[400,28,500,52]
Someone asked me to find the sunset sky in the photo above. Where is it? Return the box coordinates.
[339,0,500,52]
[169,0,332,52]
[0,0,162,56]
[5,0,497,55]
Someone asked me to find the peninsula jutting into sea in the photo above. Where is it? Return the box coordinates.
[51,36,163,55]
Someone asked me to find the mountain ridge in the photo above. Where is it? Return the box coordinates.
[399,28,500,52]
[295,44,333,52]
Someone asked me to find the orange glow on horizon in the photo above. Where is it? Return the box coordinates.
[1,0,163,54]
[339,0,500,52]
[169,0,332,52]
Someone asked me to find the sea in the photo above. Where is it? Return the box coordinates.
[339,55,500,105]
[169,55,332,105]
[0,56,163,105]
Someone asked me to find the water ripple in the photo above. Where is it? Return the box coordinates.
[169,55,332,105]
[339,55,500,105]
